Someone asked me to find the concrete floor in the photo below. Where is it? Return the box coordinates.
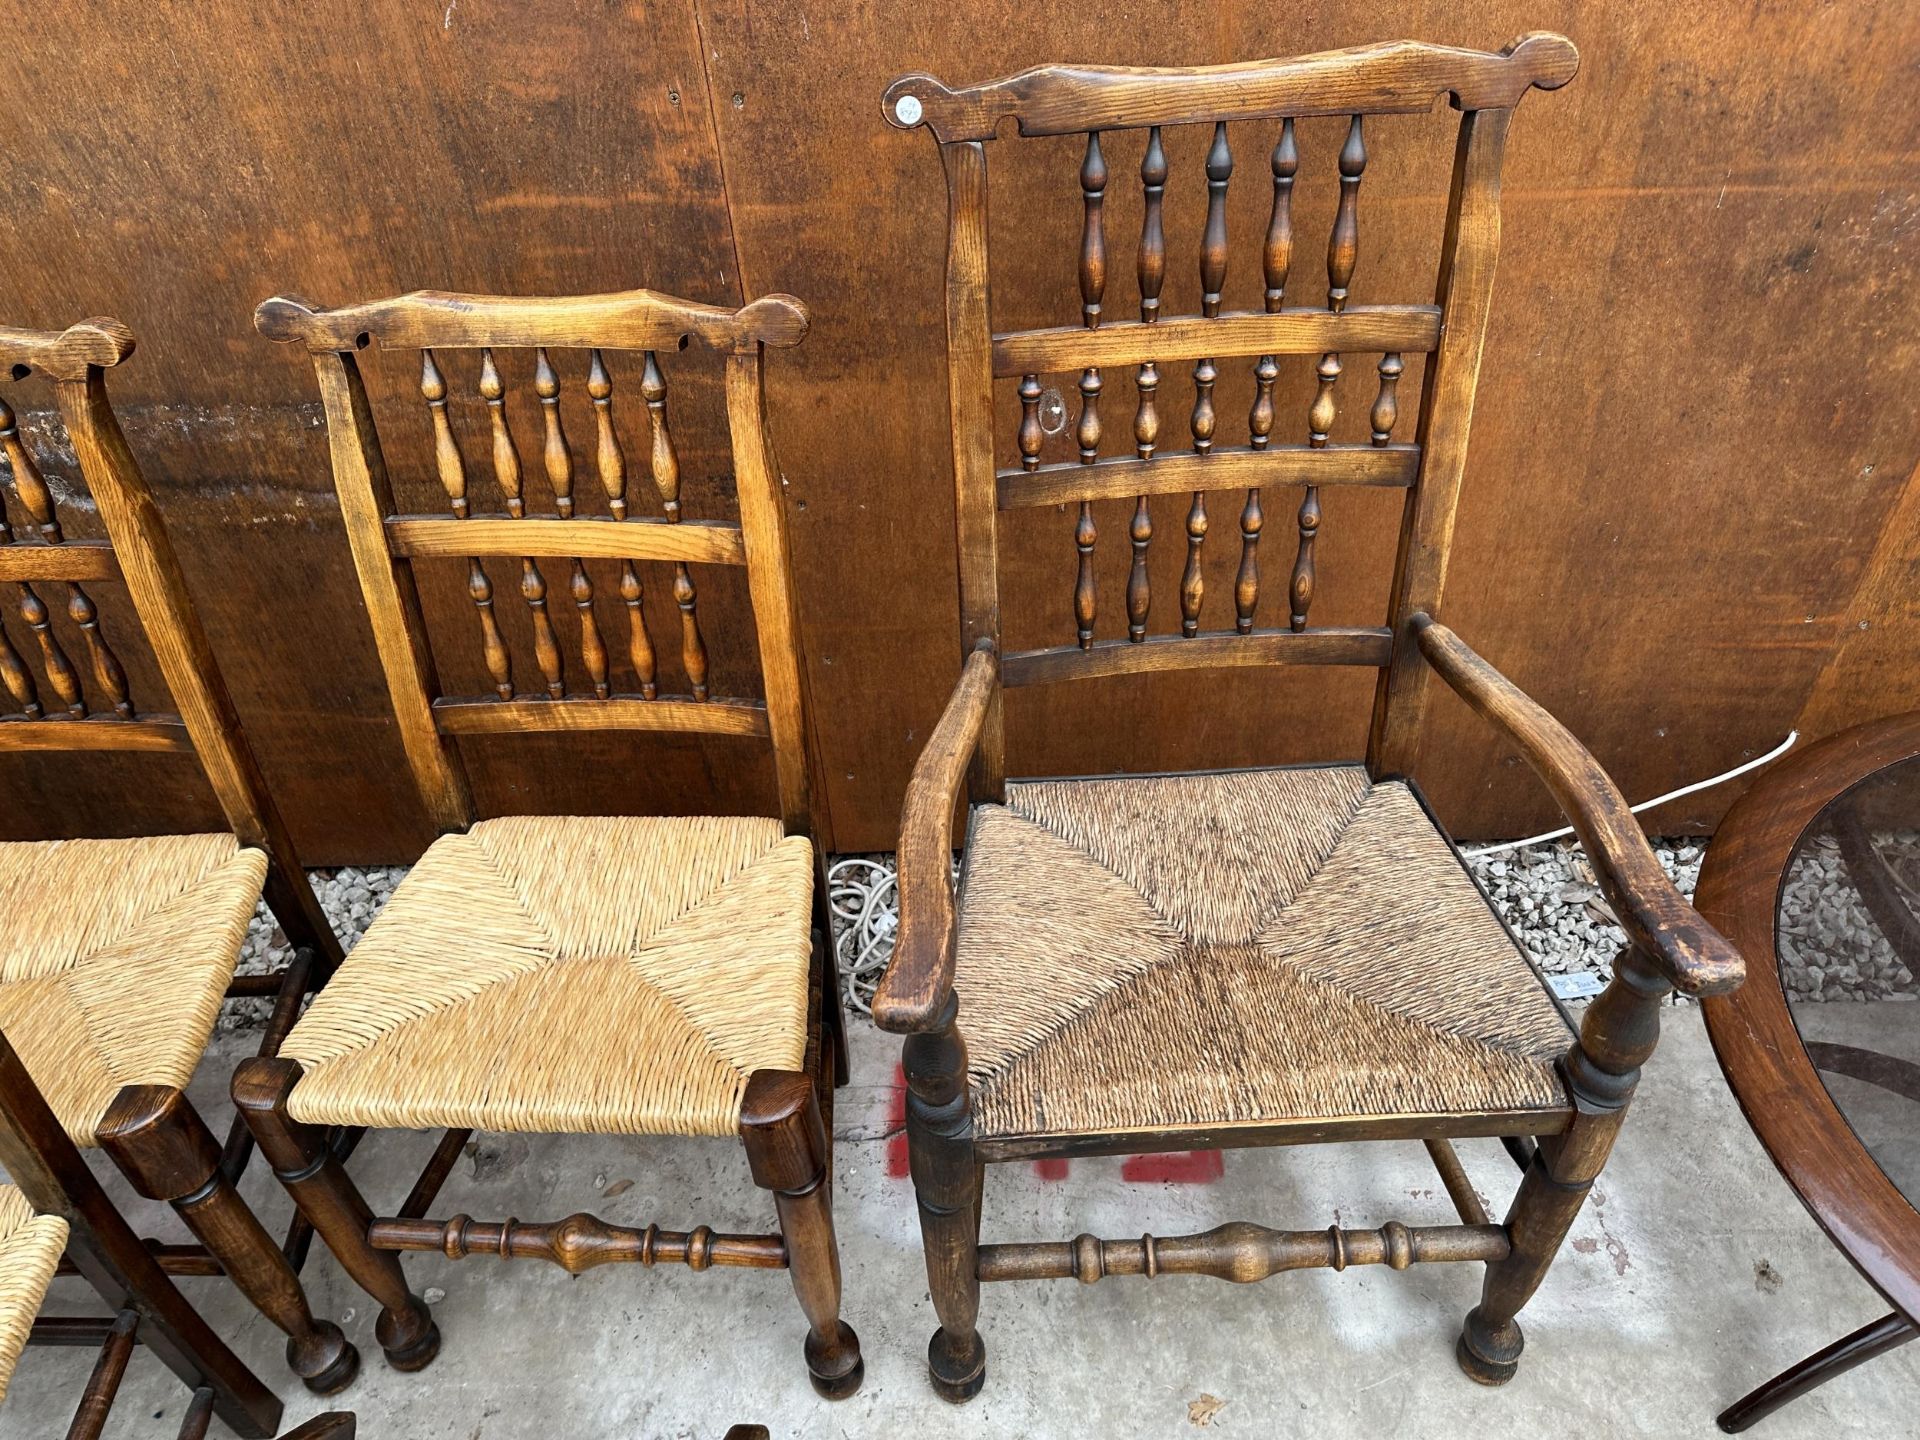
[4,1005,1916,1439]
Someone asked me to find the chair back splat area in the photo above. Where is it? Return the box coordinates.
[0,321,341,970]
[883,33,1579,795]
[254,288,819,838]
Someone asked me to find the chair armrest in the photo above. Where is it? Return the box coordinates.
[1413,613,1745,997]
[874,641,999,1033]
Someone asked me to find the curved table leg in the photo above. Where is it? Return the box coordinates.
[1718,1311,1915,1433]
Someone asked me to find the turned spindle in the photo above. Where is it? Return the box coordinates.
[1372,354,1404,445]
[421,350,468,517]
[1290,487,1320,632]
[619,561,657,700]
[469,561,512,700]
[534,349,573,515]
[1079,131,1107,329]
[0,490,42,717]
[1264,119,1298,311]
[1181,494,1207,638]
[1328,114,1366,313]
[1236,489,1263,634]
[586,349,627,519]
[1018,375,1044,471]
[67,584,130,718]
[18,582,82,716]
[642,351,708,701]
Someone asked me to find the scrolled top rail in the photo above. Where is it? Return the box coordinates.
[884,33,1578,142]
[0,320,137,382]
[254,288,810,356]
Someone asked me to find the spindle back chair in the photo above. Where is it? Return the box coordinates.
[242,286,861,1399]
[880,34,1747,1403]
[0,318,359,1395]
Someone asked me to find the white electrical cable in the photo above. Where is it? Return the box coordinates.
[1461,730,1800,859]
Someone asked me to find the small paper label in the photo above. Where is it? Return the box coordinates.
[1548,971,1607,1000]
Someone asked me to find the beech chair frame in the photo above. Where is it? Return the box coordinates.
[0,320,359,1392]
[0,1031,356,1440]
[878,33,1747,1401]
[244,285,861,1397]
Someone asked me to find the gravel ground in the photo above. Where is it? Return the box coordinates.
[1777,831,1919,1002]
[229,829,1914,1031]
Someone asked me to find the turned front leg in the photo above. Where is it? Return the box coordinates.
[740,1069,863,1399]
[903,997,986,1402]
[98,1085,358,1395]
[1460,946,1669,1384]
[231,1058,440,1373]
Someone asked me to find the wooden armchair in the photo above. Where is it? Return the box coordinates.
[0,319,357,1392]
[0,1029,356,1439]
[245,285,861,1397]
[878,33,1745,1401]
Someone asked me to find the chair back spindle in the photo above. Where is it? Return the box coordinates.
[885,33,1578,794]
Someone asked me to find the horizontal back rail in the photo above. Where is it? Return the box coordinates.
[0,540,119,583]
[884,34,1579,142]
[431,694,770,739]
[256,290,809,356]
[1002,626,1392,686]
[385,515,747,567]
[999,445,1416,509]
[992,305,1438,376]
[0,714,191,753]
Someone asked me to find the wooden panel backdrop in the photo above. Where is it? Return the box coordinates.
[0,0,1915,859]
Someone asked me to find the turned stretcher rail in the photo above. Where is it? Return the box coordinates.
[368,1212,788,1274]
[976,1220,1509,1284]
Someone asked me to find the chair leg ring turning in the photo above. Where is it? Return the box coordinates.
[1457,1305,1524,1386]
[928,1327,986,1403]
[98,1083,361,1396]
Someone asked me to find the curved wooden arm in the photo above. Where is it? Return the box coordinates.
[1413,614,1744,997]
[876,641,998,1033]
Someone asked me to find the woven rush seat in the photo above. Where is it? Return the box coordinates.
[0,1186,67,1404]
[280,815,816,1138]
[952,766,1576,1141]
[0,835,267,1147]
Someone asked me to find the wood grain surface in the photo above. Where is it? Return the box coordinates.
[0,2,1915,856]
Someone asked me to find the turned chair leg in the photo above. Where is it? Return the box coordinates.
[903,1002,986,1402]
[1456,1140,1593,1385]
[1461,945,1667,1386]
[98,1085,360,1395]
[740,1069,863,1399]
[230,1057,440,1373]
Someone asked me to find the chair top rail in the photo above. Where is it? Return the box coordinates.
[884,33,1579,143]
[255,289,810,356]
[0,321,136,382]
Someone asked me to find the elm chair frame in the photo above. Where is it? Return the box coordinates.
[243,285,860,1397]
[0,320,357,1392]
[878,33,1747,1400]
[0,1030,356,1440]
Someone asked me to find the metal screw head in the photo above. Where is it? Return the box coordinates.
[894,94,923,126]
